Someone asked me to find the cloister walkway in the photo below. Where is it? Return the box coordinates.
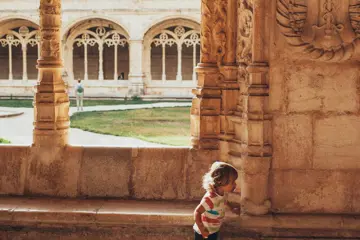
[0,102,191,147]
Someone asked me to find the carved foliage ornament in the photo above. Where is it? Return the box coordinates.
[0,27,39,48]
[40,0,61,15]
[237,0,253,64]
[277,0,360,61]
[201,0,227,64]
[152,26,200,48]
[74,27,128,48]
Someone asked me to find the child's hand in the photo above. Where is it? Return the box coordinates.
[201,229,210,238]
[231,207,240,215]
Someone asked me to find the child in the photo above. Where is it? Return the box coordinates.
[193,161,239,240]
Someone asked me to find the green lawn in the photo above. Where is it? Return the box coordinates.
[0,99,163,108]
[0,138,10,144]
[70,107,191,146]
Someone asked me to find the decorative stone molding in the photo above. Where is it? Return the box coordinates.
[227,0,272,215]
[200,0,227,64]
[276,0,360,62]
[237,0,253,64]
[192,0,228,150]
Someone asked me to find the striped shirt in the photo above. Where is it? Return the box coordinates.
[193,191,226,234]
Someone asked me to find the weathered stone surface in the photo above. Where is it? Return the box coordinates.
[284,64,358,113]
[79,147,131,197]
[132,147,189,200]
[272,114,313,169]
[352,173,360,212]
[269,170,354,213]
[0,146,29,195]
[187,148,218,199]
[269,64,285,112]
[314,116,360,169]
[26,146,82,197]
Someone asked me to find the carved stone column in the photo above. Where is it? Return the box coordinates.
[98,43,104,81]
[33,0,69,147]
[176,44,182,81]
[128,39,145,96]
[22,44,28,82]
[8,43,13,81]
[27,0,74,197]
[84,44,88,81]
[228,0,272,215]
[218,0,238,161]
[161,44,166,82]
[114,44,118,80]
[192,44,197,82]
[191,0,225,150]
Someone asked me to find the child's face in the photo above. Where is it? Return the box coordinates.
[221,175,237,193]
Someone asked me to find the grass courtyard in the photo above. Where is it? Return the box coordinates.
[70,107,191,146]
[0,138,10,144]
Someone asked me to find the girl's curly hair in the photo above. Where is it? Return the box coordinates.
[202,161,238,192]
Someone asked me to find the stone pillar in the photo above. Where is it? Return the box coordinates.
[33,0,69,147]
[218,0,238,162]
[228,0,272,215]
[22,44,28,82]
[28,0,74,197]
[128,39,145,96]
[114,44,118,80]
[84,44,88,81]
[68,45,74,84]
[37,43,41,81]
[191,0,224,150]
[176,44,182,81]
[192,44,197,82]
[8,44,13,81]
[98,43,104,81]
[161,44,166,82]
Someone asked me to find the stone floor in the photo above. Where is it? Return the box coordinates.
[0,102,191,147]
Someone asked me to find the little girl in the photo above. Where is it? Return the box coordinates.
[193,161,239,240]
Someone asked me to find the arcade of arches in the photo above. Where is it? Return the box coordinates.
[0,18,200,98]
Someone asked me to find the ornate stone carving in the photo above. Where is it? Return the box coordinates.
[34,0,69,147]
[40,0,61,15]
[277,0,360,61]
[200,0,227,64]
[237,0,253,64]
[152,26,199,47]
[151,25,200,81]
[74,27,127,48]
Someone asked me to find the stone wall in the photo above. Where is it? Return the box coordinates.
[268,0,360,214]
[0,145,215,200]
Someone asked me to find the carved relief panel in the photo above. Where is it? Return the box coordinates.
[277,0,360,61]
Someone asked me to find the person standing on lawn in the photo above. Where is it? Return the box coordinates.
[75,79,84,111]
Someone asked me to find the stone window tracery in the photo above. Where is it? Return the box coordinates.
[0,26,40,81]
[150,25,200,82]
[73,26,128,81]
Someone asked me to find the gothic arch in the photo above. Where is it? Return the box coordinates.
[62,16,130,42]
[0,18,40,81]
[143,18,200,83]
[63,18,130,82]
[142,17,200,42]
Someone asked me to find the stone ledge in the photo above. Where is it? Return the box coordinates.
[0,197,196,227]
[0,197,359,239]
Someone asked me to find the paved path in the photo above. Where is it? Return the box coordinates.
[0,102,191,147]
